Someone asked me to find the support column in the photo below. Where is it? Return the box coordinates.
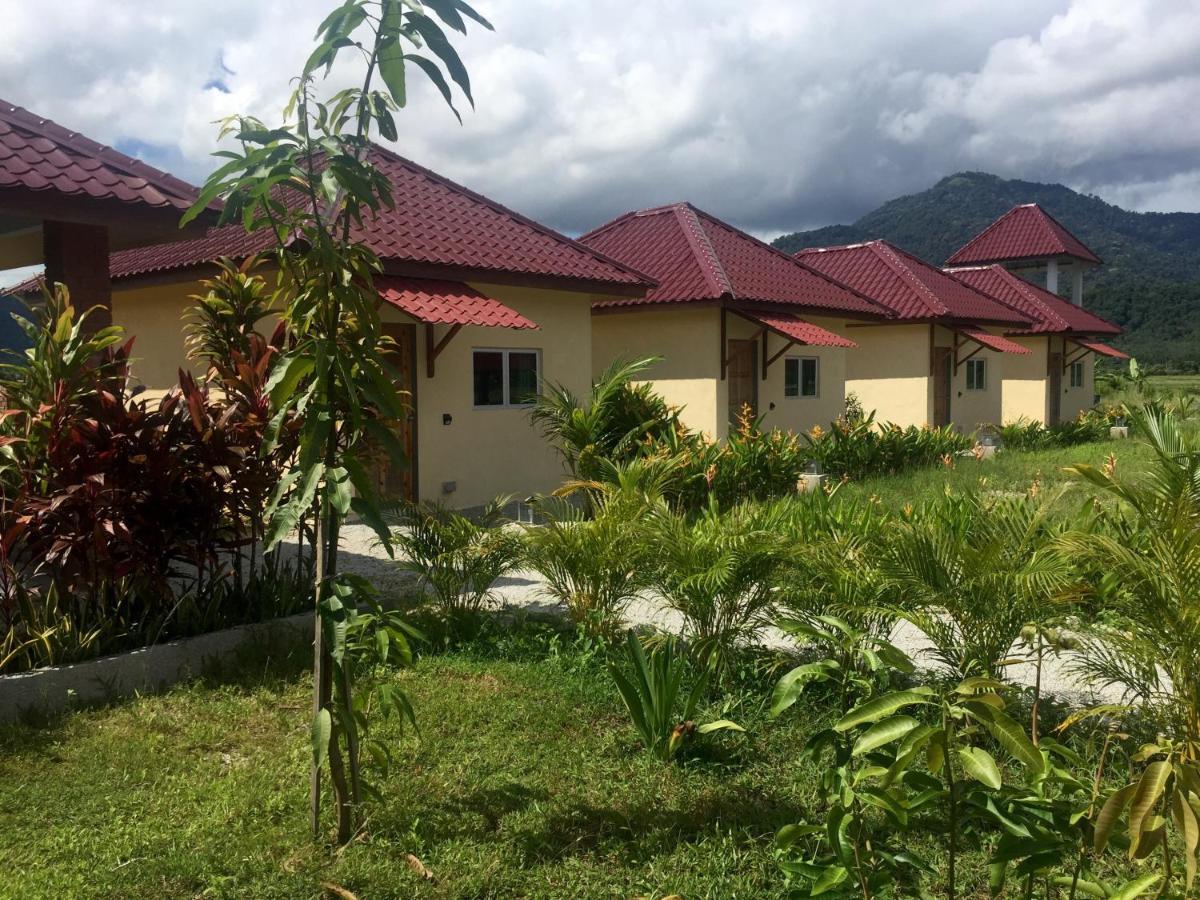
[42,220,112,329]
[1072,266,1083,306]
[1045,257,1059,295]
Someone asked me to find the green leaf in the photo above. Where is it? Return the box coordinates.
[311,708,332,771]
[696,719,744,735]
[835,690,932,732]
[852,716,920,757]
[958,746,1002,789]
[266,354,314,409]
[1127,761,1171,858]
[770,661,835,718]
[971,704,1045,775]
[1108,871,1162,900]
[1095,782,1137,853]
[810,864,849,896]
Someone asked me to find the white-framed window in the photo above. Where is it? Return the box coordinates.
[965,358,987,391]
[1069,360,1084,388]
[472,348,541,408]
[784,356,819,398]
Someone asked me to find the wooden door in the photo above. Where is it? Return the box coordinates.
[931,346,952,427]
[726,339,758,426]
[377,322,417,501]
[1047,351,1063,426]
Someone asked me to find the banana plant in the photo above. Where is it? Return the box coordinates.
[608,630,742,763]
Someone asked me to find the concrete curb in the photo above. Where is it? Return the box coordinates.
[0,612,312,725]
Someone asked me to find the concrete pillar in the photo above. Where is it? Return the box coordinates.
[1045,257,1058,294]
[42,220,112,330]
[1072,266,1083,306]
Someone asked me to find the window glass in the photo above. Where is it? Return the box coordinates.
[966,358,986,391]
[472,351,504,406]
[508,351,539,405]
[784,358,799,397]
[1070,361,1084,388]
[801,358,819,397]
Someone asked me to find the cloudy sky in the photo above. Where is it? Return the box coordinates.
[3,0,1200,244]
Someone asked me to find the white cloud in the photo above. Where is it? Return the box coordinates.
[1,0,1198,237]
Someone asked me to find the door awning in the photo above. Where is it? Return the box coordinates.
[377,277,539,330]
[1073,338,1129,360]
[955,326,1030,356]
[740,310,856,348]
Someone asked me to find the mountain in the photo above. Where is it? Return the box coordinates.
[771,172,1200,369]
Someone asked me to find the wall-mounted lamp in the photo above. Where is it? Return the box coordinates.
[442,413,453,426]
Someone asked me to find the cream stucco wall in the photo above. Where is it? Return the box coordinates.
[112,274,601,510]
[591,306,722,438]
[723,311,848,437]
[591,306,853,441]
[932,325,1003,432]
[390,281,594,509]
[111,280,211,395]
[844,324,932,428]
[1001,335,1051,425]
[1057,335,1097,422]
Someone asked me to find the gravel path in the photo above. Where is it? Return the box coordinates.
[335,523,1126,706]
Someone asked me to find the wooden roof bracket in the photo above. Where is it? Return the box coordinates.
[425,322,462,378]
[1063,341,1091,372]
[953,330,985,374]
[762,331,796,378]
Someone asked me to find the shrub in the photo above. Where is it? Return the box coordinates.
[1000,409,1115,451]
[803,412,972,481]
[523,487,655,637]
[387,498,522,619]
[703,407,808,507]
[530,356,683,482]
[879,490,1077,681]
[646,501,791,682]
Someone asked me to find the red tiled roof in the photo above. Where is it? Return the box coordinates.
[377,277,538,329]
[946,204,1101,266]
[580,203,889,317]
[955,326,1030,355]
[742,310,856,348]
[796,241,1030,326]
[1074,339,1129,360]
[0,98,200,213]
[106,145,651,291]
[945,265,1121,336]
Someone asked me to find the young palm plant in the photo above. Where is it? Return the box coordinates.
[523,482,657,637]
[387,498,521,620]
[1062,408,1200,892]
[880,490,1078,682]
[647,501,791,684]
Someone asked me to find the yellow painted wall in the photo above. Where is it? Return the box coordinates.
[591,306,722,438]
[1001,335,1051,425]
[110,280,210,396]
[113,274,603,509]
[1058,335,1097,421]
[723,312,849,436]
[388,281,595,509]
[844,325,932,428]
[932,325,1003,432]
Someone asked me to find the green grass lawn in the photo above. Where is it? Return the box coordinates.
[1145,373,1200,396]
[0,621,1148,900]
[838,437,1153,512]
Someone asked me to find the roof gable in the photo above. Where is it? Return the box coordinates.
[797,240,1030,325]
[946,203,1101,266]
[107,145,651,291]
[945,264,1121,336]
[580,203,887,316]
